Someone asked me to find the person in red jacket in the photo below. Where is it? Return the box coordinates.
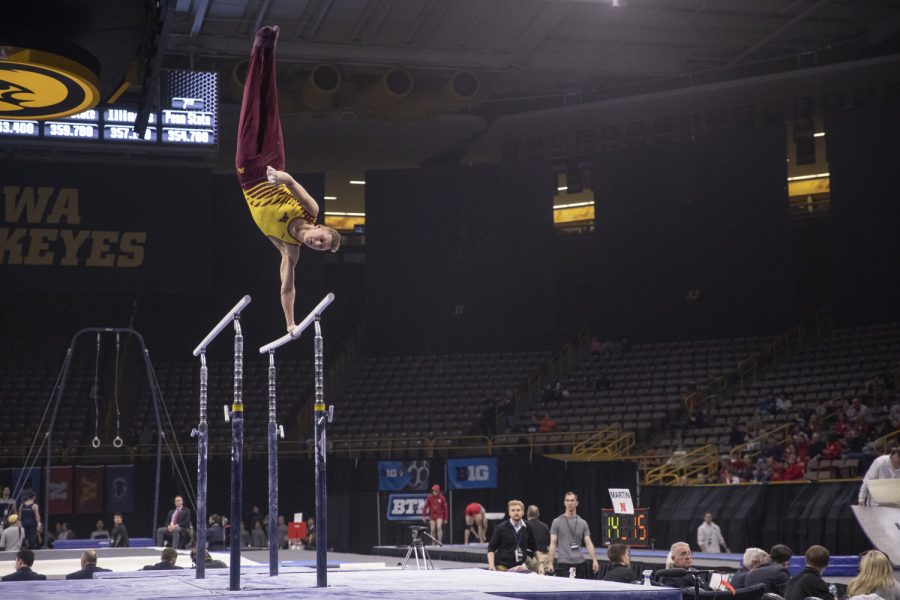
[421,484,448,544]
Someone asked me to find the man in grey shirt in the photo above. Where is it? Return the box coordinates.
[547,491,600,579]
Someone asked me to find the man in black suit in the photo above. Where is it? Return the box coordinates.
[66,550,112,579]
[746,544,792,594]
[657,541,712,590]
[1,549,47,581]
[785,545,832,600]
[142,547,183,570]
[155,495,192,548]
[110,513,129,548]
[603,543,637,583]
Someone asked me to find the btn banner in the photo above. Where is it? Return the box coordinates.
[385,493,429,521]
[378,460,430,491]
[447,457,498,489]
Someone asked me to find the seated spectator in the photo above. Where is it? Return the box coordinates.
[250,521,267,547]
[808,431,826,460]
[206,514,225,550]
[822,432,844,460]
[156,495,192,549]
[190,548,227,569]
[731,547,768,588]
[142,547,183,570]
[304,516,316,548]
[846,397,874,424]
[754,457,775,483]
[603,543,636,583]
[746,544,792,595]
[1,548,47,581]
[60,522,76,540]
[90,520,110,540]
[775,395,793,414]
[785,545,831,600]
[782,456,807,481]
[847,549,900,600]
[239,521,250,548]
[66,550,111,579]
[0,515,24,552]
[538,412,557,433]
[657,542,711,590]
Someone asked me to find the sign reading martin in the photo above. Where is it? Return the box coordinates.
[378,460,430,491]
[447,457,497,489]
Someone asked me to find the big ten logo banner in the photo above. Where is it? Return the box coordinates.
[378,460,430,491]
[0,161,212,292]
[386,494,429,521]
[447,457,498,489]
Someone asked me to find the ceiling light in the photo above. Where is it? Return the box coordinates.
[557,186,568,191]
[349,180,365,185]
[324,196,337,200]
[813,132,825,138]
[554,201,595,209]
[786,172,829,182]
[327,211,366,217]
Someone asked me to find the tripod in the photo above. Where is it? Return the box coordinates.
[401,527,440,570]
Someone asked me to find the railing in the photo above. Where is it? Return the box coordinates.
[571,423,636,460]
[871,428,900,454]
[643,444,718,485]
[729,422,792,461]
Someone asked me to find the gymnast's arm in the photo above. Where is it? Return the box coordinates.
[267,166,320,219]
[270,237,300,332]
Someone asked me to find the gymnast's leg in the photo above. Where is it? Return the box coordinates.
[235,25,285,189]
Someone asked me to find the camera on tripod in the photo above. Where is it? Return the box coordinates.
[409,525,427,542]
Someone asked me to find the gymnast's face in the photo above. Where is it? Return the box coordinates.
[303,225,332,251]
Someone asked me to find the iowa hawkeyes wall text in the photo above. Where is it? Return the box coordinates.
[0,186,147,267]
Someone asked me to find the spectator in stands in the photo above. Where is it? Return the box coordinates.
[858,447,900,506]
[889,399,900,429]
[745,544,792,595]
[731,547,768,588]
[847,549,900,600]
[57,522,72,540]
[65,550,111,579]
[142,547,182,570]
[1,548,46,581]
[156,494,192,548]
[603,543,636,583]
[304,516,316,548]
[759,438,784,462]
[111,513,129,548]
[754,457,776,483]
[206,514,225,550]
[658,541,711,589]
[822,432,844,460]
[808,431,826,460]
[487,499,543,573]
[421,484,448,545]
[0,515,24,552]
[782,455,807,481]
[276,515,289,549]
[0,487,16,524]
[191,548,227,569]
[90,519,110,540]
[775,394,793,414]
[547,491,600,579]
[525,505,549,573]
[464,502,487,544]
[757,396,776,416]
[846,397,874,425]
[246,505,264,532]
[792,431,810,462]
[785,545,831,600]
[696,512,730,553]
[728,426,746,447]
[251,521,267,547]
[239,521,251,548]
[538,412,557,433]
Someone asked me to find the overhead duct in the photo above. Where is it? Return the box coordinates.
[224,59,302,112]
[355,68,413,113]
[375,71,479,121]
[298,64,341,113]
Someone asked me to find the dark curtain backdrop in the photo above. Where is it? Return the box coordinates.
[593,127,792,341]
[641,482,869,555]
[365,161,556,355]
[827,105,900,325]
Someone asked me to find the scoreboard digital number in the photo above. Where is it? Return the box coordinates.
[0,70,217,149]
[601,508,650,547]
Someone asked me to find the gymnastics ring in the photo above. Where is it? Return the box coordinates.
[113,436,123,448]
[92,436,101,448]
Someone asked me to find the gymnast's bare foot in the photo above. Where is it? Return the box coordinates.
[254,25,279,49]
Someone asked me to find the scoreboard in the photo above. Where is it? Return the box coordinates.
[601,508,651,547]
[0,69,217,149]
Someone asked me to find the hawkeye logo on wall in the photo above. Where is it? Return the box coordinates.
[0,47,101,119]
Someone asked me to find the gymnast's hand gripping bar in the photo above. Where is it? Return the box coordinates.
[192,295,252,356]
[258,292,335,354]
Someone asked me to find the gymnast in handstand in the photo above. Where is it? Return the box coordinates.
[235,25,341,332]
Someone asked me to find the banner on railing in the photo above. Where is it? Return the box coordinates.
[106,465,134,514]
[377,460,430,491]
[385,493,429,521]
[48,466,73,514]
[447,457,498,489]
